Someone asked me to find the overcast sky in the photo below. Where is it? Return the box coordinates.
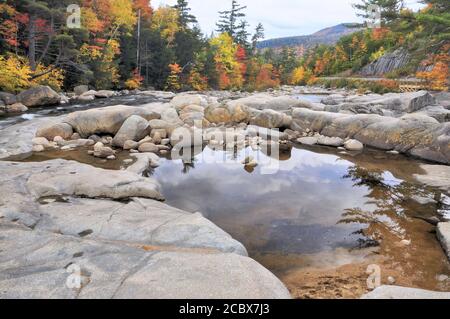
[153,0,424,39]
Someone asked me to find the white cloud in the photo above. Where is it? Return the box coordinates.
[153,0,424,39]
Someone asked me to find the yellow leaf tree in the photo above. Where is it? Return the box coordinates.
[151,6,180,45]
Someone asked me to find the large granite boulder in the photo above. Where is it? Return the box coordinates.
[250,109,292,129]
[157,108,184,136]
[205,101,250,124]
[0,92,17,105]
[179,104,206,126]
[291,108,450,164]
[65,105,160,137]
[170,94,209,112]
[95,90,115,98]
[36,122,74,140]
[6,103,28,113]
[17,86,61,107]
[112,115,151,148]
[73,85,89,96]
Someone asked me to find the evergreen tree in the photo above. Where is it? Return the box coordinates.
[216,0,247,40]
[251,23,265,52]
[235,20,250,47]
[417,0,450,47]
[173,0,197,29]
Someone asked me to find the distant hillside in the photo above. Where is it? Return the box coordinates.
[257,23,361,51]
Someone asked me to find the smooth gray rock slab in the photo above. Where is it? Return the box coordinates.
[113,251,291,299]
[0,160,163,221]
[0,117,63,159]
[0,221,288,299]
[35,197,247,256]
[362,286,450,299]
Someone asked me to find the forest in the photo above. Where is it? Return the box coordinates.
[0,0,448,94]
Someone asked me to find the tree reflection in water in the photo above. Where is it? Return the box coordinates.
[338,165,449,289]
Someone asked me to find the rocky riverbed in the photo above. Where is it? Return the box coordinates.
[0,86,449,299]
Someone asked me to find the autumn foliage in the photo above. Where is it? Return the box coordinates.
[165,63,182,91]
[0,55,64,93]
[417,52,449,91]
[125,68,144,90]
[1,0,447,94]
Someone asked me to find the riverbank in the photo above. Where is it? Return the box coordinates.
[0,87,449,299]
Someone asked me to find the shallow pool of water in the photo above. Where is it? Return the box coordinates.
[152,144,450,298]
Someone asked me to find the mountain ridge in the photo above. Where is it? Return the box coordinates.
[257,23,362,50]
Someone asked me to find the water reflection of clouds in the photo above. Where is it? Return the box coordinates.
[192,145,353,174]
[155,147,371,230]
